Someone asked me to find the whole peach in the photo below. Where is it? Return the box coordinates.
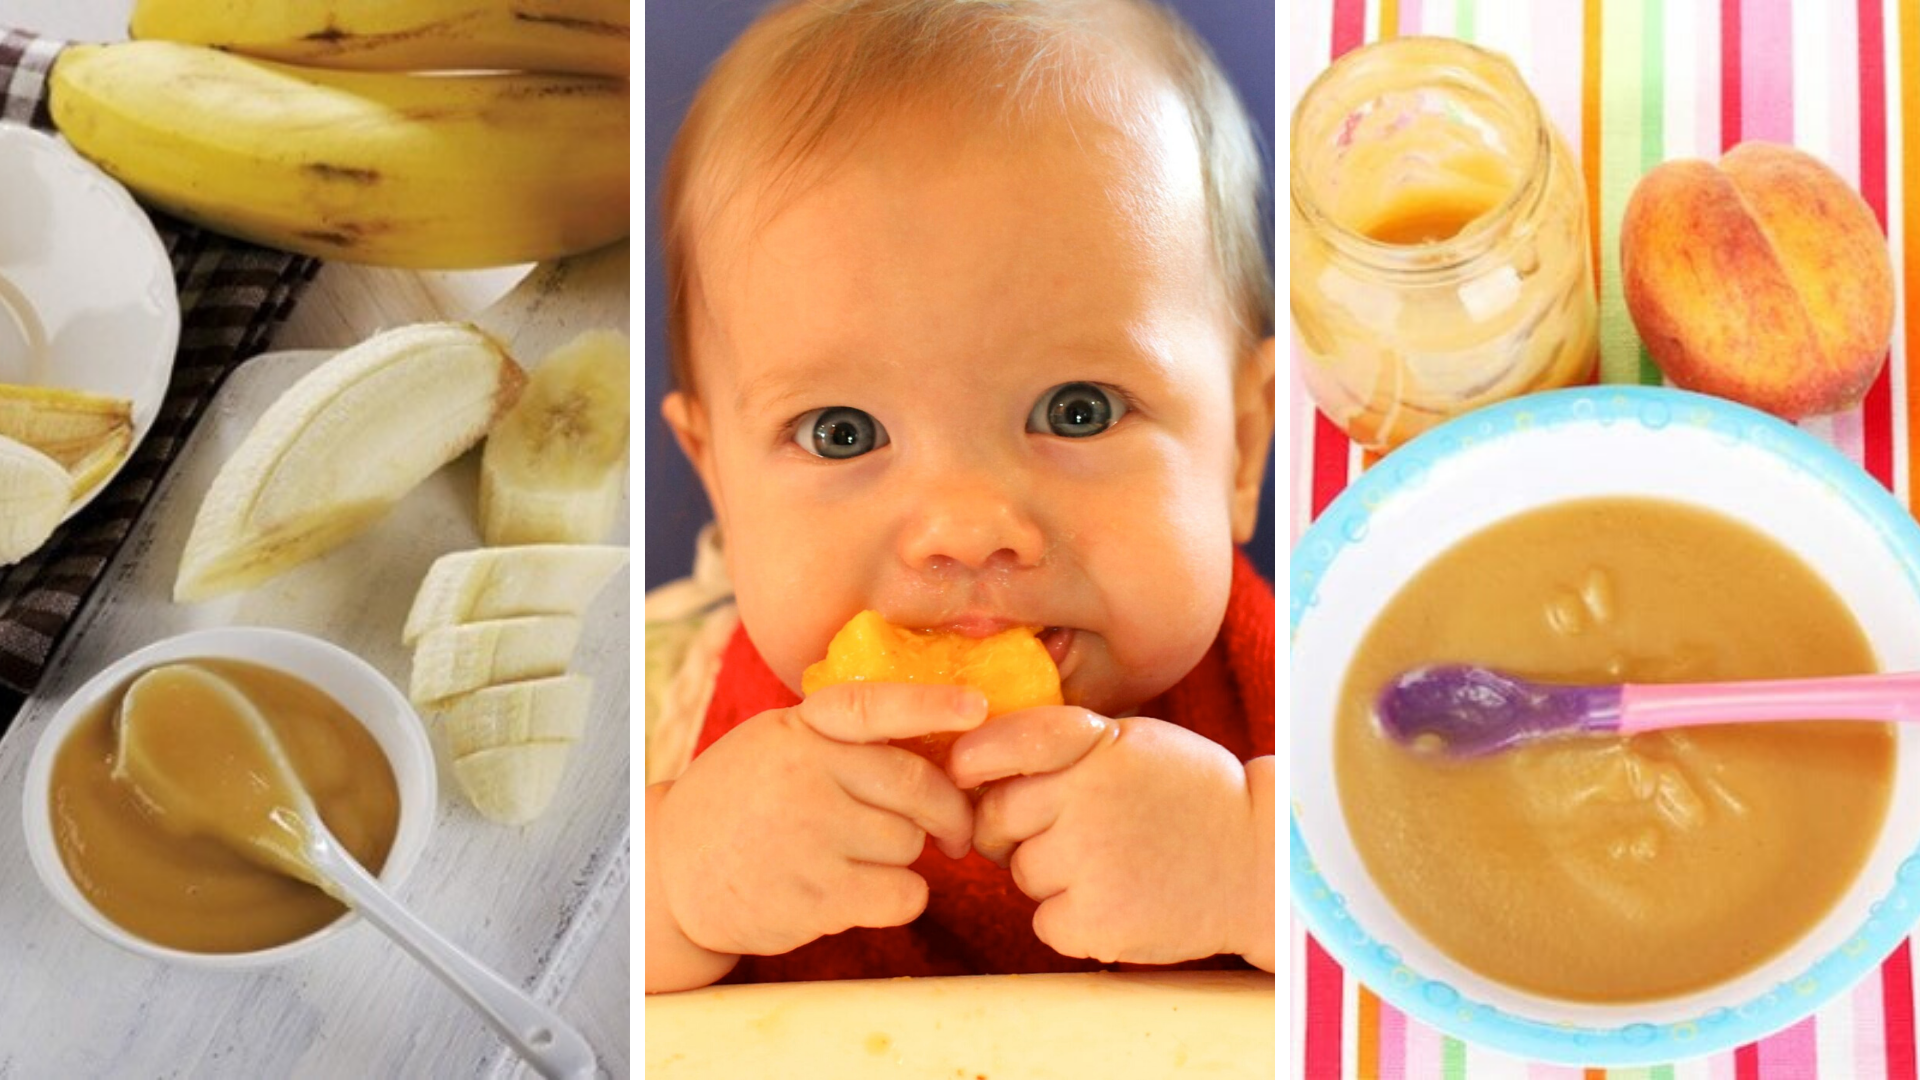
[1620,141,1893,419]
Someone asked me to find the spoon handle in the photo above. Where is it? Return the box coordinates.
[1621,671,1920,734]
[310,839,597,1080]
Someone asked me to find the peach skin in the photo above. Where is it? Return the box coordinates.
[1620,141,1893,420]
[801,611,1064,768]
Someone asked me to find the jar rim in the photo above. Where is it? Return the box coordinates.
[1289,36,1554,278]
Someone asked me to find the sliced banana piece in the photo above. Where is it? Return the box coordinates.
[409,614,582,708]
[479,329,629,546]
[436,674,593,758]
[0,435,72,566]
[174,322,526,602]
[453,740,575,826]
[403,544,628,645]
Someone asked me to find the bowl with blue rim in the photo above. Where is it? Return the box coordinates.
[1290,385,1920,1065]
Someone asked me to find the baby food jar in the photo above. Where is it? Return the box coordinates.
[1290,37,1597,451]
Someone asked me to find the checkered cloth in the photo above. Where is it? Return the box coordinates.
[0,30,319,704]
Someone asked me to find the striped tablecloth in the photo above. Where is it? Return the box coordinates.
[1290,1,1920,1076]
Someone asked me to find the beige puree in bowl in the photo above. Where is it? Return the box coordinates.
[1337,497,1894,1002]
[49,659,398,953]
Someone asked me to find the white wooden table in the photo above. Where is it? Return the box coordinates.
[0,3,631,1074]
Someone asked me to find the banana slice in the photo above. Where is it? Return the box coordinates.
[409,615,581,708]
[452,741,575,826]
[479,330,629,546]
[403,544,628,645]
[174,323,526,602]
[0,434,72,566]
[437,675,593,758]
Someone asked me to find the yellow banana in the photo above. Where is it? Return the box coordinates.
[130,0,628,79]
[50,41,629,269]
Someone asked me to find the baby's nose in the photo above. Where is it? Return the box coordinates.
[897,481,1046,573]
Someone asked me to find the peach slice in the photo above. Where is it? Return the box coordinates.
[801,611,1064,766]
[1620,141,1894,420]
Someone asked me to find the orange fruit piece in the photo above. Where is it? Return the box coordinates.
[801,610,1064,765]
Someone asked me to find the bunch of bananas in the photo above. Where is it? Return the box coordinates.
[49,0,629,268]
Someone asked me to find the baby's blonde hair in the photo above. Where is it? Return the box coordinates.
[661,0,1273,396]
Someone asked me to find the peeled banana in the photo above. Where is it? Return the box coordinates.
[174,323,525,602]
[403,543,627,644]
[0,435,71,566]
[0,384,133,497]
[50,41,630,269]
[130,0,629,79]
[480,329,629,545]
[409,614,582,707]
[453,741,575,826]
[438,674,592,758]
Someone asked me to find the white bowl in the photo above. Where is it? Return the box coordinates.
[1290,387,1920,1065]
[0,121,178,520]
[21,627,436,968]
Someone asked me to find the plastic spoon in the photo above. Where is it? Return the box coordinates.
[1375,663,1920,757]
[114,663,596,1080]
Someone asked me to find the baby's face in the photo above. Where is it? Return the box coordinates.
[670,89,1271,717]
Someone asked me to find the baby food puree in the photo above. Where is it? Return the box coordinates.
[1337,498,1894,1002]
[51,659,398,954]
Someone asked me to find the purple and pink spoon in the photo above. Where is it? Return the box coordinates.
[1376,664,1920,757]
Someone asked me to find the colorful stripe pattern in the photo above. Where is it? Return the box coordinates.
[1291,0,1920,1074]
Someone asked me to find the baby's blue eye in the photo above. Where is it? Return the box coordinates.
[1029,383,1126,438]
[796,406,889,458]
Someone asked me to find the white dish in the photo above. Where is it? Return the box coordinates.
[0,122,179,519]
[1291,386,1920,1065]
[20,627,437,968]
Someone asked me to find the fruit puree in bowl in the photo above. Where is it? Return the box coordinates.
[1290,386,1920,1065]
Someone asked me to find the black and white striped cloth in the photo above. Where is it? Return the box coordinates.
[0,30,320,707]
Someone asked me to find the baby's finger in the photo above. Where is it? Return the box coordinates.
[796,681,988,744]
[972,770,1065,867]
[947,706,1116,789]
[1006,828,1070,903]
[826,741,975,860]
[838,801,930,866]
[833,863,932,932]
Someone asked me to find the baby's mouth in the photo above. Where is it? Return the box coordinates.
[1039,626,1075,670]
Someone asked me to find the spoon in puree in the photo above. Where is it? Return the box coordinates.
[114,663,595,1080]
[1376,663,1920,757]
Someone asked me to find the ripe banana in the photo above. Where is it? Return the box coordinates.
[479,329,629,545]
[0,384,133,497]
[50,41,630,269]
[409,614,581,707]
[130,0,629,79]
[453,741,574,826]
[403,543,627,645]
[437,674,592,758]
[0,435,71,566]
[175,323,525,602]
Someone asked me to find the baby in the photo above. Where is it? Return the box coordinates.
[647,0,1275,991]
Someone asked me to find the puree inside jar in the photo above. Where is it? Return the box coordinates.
[50,658,400,953]
[1336,497,1895,1002]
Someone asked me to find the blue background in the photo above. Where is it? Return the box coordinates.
[643,0,1277,590]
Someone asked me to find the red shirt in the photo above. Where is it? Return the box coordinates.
[691,549,1275,983]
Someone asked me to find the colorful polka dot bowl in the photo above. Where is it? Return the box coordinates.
[1290,386,1920,1066]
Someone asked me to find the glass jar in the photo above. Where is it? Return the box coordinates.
[1290,37,1597,452]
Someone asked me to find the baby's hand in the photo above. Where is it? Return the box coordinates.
[654,683,986,959]
[949,711,1268,966]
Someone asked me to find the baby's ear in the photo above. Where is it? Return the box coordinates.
[1229,337,1276,544]
[662,391,721,513]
